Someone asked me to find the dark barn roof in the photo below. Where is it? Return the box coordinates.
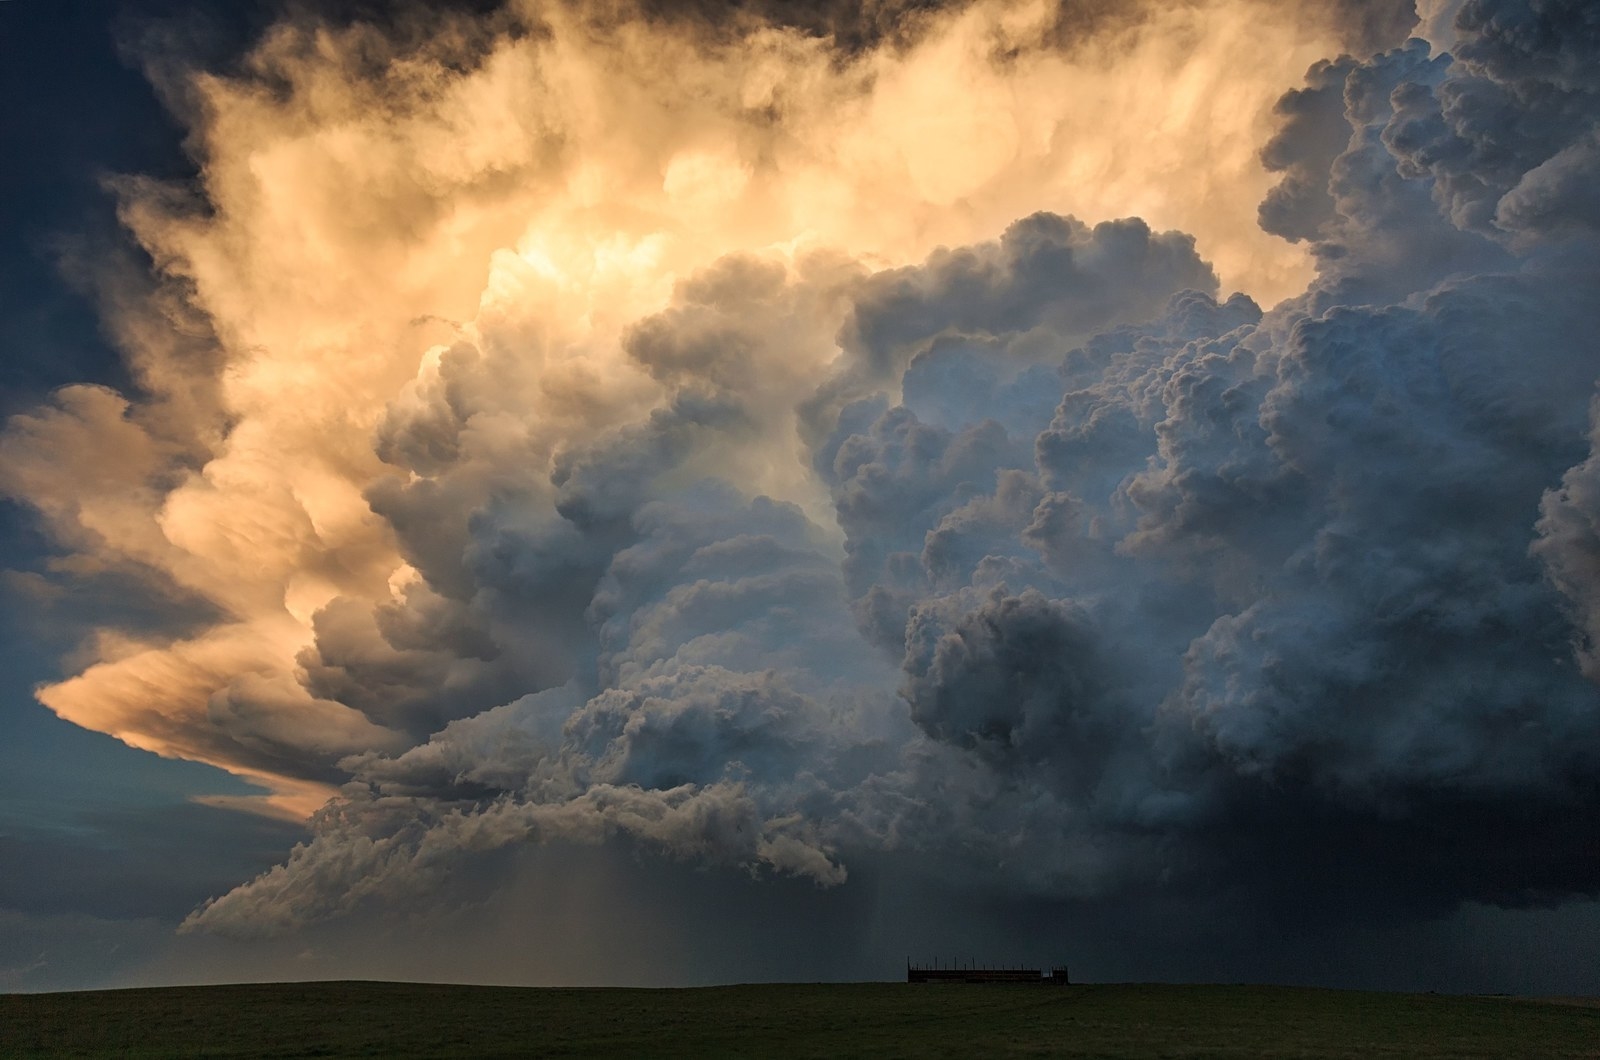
[906,963,1070,984]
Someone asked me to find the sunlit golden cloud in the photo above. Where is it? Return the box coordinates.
[7,0,1361,817]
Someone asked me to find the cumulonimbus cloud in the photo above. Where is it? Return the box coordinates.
[7,0,1600,939]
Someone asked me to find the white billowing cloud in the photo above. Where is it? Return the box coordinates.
[1414,0,1468,51]
[10,0,1600,948]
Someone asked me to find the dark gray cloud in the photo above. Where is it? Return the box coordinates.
[189,0,1600,952]
[1258,58,1358,244]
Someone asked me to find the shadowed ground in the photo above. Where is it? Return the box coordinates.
[3,981,1598,1058]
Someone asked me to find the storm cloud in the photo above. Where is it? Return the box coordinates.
[6,0,1600,984]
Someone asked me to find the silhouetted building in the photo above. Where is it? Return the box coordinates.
[906,962,1070,984]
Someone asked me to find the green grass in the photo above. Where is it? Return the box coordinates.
[3,981,1597,1059]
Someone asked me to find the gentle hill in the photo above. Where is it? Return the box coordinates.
[3,980,1598,1058]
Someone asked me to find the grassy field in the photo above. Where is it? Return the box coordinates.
[3,980,1597,1059]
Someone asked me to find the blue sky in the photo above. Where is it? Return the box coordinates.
[0,0,310,990]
